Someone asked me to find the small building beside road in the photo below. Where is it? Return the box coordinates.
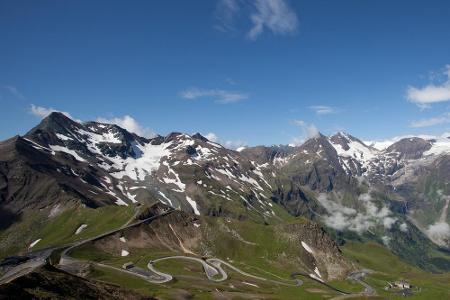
[122,262,134,270]
[394,280,412,289]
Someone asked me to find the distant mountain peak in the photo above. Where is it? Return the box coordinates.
[27,111,79,135]
[192,133,209,142]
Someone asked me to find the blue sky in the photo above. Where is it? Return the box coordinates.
[1,0,450,147]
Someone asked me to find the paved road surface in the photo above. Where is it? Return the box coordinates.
[0,249,53,284]
[347,269,376,296]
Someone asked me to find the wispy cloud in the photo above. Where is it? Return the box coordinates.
[179,87,248,104]
[248,0,298,40]
[29,104,76,120]
[97,115,155,138]
[290,119,319,146]
[225,77,237,85]
[407,65,450,108]
[2,85,26,100]
[409,112,450,128]
[308,105,338,115]
[205,132,219,142]
[215,0,240,32]
[202,132,246,149]
[224,139,247,150]
[426,222,450,247]
[215,0,298,40]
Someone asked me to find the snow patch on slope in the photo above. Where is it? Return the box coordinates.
[330,133,377,168]
[29,239,41,249]
[424,137,450,156]
[111,142,172,181]
[301,241,314,254]
[50,145,86,162]
[186,196,200,215]
[75,224,88,235]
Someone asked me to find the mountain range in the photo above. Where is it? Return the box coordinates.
[1,112,450,298]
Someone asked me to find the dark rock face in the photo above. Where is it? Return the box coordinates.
[191,133,209,142]
[0,265,152,300]
[280,135,354,192]
[329,132,352,151]
[387,137,432,159]
[27,112,149,161]
[0,135,114,213]
[271,184,325,219]
[0,207,21,231]
[240,145,297,165]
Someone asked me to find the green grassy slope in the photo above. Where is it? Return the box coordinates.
[342,241,450,300]
[0,204,135,258]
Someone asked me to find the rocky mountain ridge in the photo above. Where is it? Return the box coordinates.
[2,113,450,224]
[1,112,450,272]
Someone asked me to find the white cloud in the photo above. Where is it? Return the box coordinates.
[29,104,77,120]
[205,132,219,142]
[399,222,408,232]
[224,140,247,150]
[407,65,450,107]
[317,193,397,234]
[248,0,298,40]
[365,132,450,150]
[97,115,155,138]
[215,0,298,40]
[409,112,450,128]
[308,105,337,115]
[426,222,450,247]
[179,87,248,104]
[290,120,319,146]
[383,217,397,229]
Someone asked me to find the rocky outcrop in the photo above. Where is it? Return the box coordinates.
[387,138,432,160]
[280,220,354,280]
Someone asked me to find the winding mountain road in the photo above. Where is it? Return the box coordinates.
[347,269,376,296]
[54,206,304,288]
[1,205,376,299]
[145,256,303,286]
